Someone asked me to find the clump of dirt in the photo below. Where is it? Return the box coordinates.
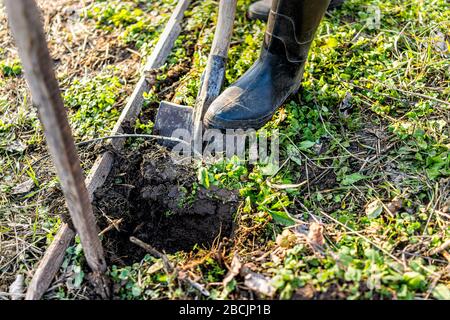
[93,143,239,265]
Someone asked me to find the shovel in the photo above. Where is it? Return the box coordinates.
[153,0,237,154]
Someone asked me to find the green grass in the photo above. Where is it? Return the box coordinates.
[63,71,123,139]
[0,60,22,77]
[84,0,177,54]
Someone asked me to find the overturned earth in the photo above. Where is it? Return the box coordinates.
[92,143,239,265]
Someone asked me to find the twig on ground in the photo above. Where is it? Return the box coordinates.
[128,237,212,297]
[429,239,450,256]
[98,218,123,236]
[129,236,174,273]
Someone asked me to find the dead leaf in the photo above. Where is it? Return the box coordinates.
[11,179,34,195]
[293,284,315,300]
[365,199,383,219]
[223,254,242,287]
[339,92,353,118]
[307,222,325,247]
[9,274,24,300]
[243,271,276,297]
[386,197,403,215]
[442,251,450,263]
[5,140,26,153]
[146,260,164,275]
[178,271,210,297]
[433,31,449,55]
[276,229,297,249]
[186,278,210,297]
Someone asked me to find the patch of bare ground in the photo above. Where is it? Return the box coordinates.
[93,142,239,265]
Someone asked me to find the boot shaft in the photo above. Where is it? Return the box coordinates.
[264,0,330,63]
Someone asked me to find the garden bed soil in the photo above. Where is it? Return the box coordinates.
[92,142,239,265]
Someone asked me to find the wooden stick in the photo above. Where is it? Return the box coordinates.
[143,0,191,72]
[23,0,191,300]
[129,237,173,273]
[4,0,109,297]
[110,77,150,150]
[25,224,75,300]
[85,151,115,202]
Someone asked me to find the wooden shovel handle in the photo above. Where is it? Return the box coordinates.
[193,0,237,115]
[191,0,237,153]
[210,0,238,58]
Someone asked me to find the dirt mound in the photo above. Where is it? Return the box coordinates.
[93,143,239,265]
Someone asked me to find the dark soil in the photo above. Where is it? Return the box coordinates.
[93,142,239,265]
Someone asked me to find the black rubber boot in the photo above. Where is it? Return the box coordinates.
[247,0,272,21]
[204,0,330,130]
[248,0,345,22]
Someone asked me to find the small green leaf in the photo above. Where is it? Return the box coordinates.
[298,141,315,150]
[118,268,130,280]
[197,167,210,188]
[325,37,339,48]
[131,285,142,297]
[259,160,279,176]
[403,271,426,290]
[270,210,295,226]
[341,173,367,186]
[73,268,85,288]
[287,145,302,166]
